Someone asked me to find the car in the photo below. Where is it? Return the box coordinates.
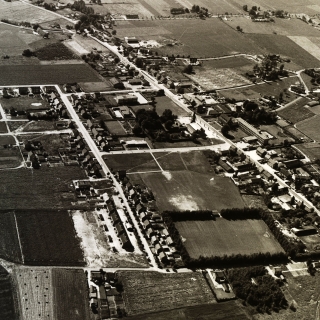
[166,269,170,272]
[108,235,113,242]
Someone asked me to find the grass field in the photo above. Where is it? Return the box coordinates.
[0,212,22,263]
[296,115,320,141]
[21,120,57,132]
[0,166,86,210]
[176,219,284,258]
[127,300,250,320]
[285,125,312,142]
[52,269,91,320]
[118,271,215,316]
[129,170,244,211]
[277,97,313,124]
[154,95,189,117]
[260,124,294,144]
[296,143,320,161]
[0,64,103,85]
[105,120,127,136]
[0,95,50,112]
[16,210,85,266]
[0,266,19,320]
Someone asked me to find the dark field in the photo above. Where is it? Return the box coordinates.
[16,210,85,266]
[34,42,79,60]
[0,166,86,209]
[296,143,320,161]
[176,219,284,258]
[52,269,90,319]
[0,64,102,85]
[127,300,250,320]
[0,266,19,320]
[129,170,244,211]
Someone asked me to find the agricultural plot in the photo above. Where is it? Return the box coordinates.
[14,268,54,320]
[154,95,189,117]
[0,166,86,210]
[16,210,85,266]
[296,143,320,161]
[289,36,320,62]
[0,64,103,85]
[0,122,7,133]
[126,300,250,320]
[104,153,160,173]
[285,126,312,143]
[176,219,284,259]
[219,87,260,101]
[277,97,313,124]
[129,170,244,211]
[118,271,215,316]
[0,211,22,263]
[296,115,320,141]
[0,266,19,320]
[52,269,91,320]
[34,42,79,61]
[260,124,294,144]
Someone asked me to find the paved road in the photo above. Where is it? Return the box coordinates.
[55,85,158,269]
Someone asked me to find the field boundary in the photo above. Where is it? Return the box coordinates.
[13,211,24,264]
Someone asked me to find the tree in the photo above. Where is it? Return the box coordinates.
[183,64,193,74]
[243,5,248,11]
[236,26,243,32]
[22,49,34,57]
[221,124,230,136]
[111,30,117,35]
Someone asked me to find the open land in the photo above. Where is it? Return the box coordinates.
[296,115,320,141]
[0,146,23,169]
[154,95,189,117]
[15,210,84,266]
[0,166,86,210]
[176,219,284,258]
[295,143,320,161]
[0,95,50,112]
[285,125,312,143]
[260,124,295,144]
[118,271,216,316]
[241,194,270,211]
[277,97,313,124]
[0,64,103,85]
[129,170,244,211]
[127,300,250,320]
[219,87,261,101]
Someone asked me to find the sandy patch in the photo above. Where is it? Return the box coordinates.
[169,194,199,210]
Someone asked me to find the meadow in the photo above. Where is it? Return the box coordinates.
[296,115,320,141]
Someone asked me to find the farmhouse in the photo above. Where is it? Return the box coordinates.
[116,94,138,105]
[109,77,124,89]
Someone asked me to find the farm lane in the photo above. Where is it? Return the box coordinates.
[56,85,159,270]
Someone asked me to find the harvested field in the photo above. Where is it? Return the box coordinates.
[296,143,320,161]
[129,170,244,211]
[118,271,215,316]
[0,266,19,320]
[103,153,160,173]
[0,64,103,85]
[14,268,54,320]
[0,166,86,210]
[277,97,313,124]
[16,210,85,266]
[176,219,284,258]
[296,115,320,141]
[0,212,22,263]
[52,269,91,320]
[289,36,320,62]
[126,300,250,320]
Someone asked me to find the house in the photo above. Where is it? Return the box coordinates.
[143,219,151,230]
[116,94,138,105]
[158,251,168,263]
[128,78,142,85]
[136,203,145,214]
[215,271,226,283]
[155,243,163,254]
[115,223,125,235]
[166,236,174,246]
[256,147,267,158]
[119,234,133,251]
[109,77,124,89]
[37,27,49,38]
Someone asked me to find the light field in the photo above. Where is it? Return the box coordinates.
[176,219,284,258]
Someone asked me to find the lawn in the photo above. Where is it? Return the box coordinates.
[16,210,85,266]
[103,153,160,173]
[0,166,86,210]
[154,95,189,117]
[118,271,215,316]
[129,170,244,211]
[296,115,320,141]
[126,300,250,320]
[176,219,284,258]
[277,97,313,124]
[52,269,91,320]
[0,64,103,85]
[105,120,127,136]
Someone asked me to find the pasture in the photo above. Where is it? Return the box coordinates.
[296,143,320,161]
[52,269,91,320]
[104,121,127,136]
[16,210,85,266]
[118,271,215,316]
[0,64,103,85]
[129,170,244,211]
[176,219,284,259]
[296,115,320,141]
[277,97,313,124]
[0,166,86,210]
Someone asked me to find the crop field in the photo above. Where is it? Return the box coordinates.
[0,166,86,210]
[296,115,320,141]
[289,36,320,62]
[129,170,244,211]
[34,42,79,61]
[0,266,19,320]
[0,1,58,24]
[296,143,320,161]
[277,97,313,124]
[0,211,22,263]
[246,34,320,69]
[225,17,320,37]
[14,268,54,320]
[176,219,284,259]
[118,271,215,316]
[52,269,90,320]
[251,77,300,102]
[104,153,160,173]
[16,210,84,266]
[0,122,7,133]
[219,87,260,101]
[0,64,103,85]
[126,300,250,320]
[260,124,294,144]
